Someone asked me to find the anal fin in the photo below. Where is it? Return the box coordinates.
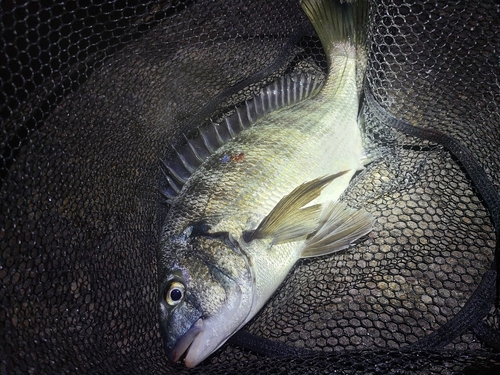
[300,201,374,258]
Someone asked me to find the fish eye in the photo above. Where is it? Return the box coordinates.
[166,281,185,306]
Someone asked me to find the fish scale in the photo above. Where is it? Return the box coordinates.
[158,0,373,368]
[171,56,361,237]
[160,73,326,201]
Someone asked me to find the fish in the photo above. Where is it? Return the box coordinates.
[157,0,373,368]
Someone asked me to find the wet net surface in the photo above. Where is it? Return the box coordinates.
[1,0,500,374]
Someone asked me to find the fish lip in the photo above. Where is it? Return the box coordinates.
[165,318,204,364]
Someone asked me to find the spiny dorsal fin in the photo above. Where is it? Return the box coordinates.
[160,73,325,201]
[243,171,348,243]
[300,201,374,258]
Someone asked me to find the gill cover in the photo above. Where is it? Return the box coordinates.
[158,224,254,367]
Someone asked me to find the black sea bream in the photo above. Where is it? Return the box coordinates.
[158,0,373,367]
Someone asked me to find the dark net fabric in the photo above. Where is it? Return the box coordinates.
[1,1,500,374]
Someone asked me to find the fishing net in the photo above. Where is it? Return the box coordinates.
[1,0,500,373]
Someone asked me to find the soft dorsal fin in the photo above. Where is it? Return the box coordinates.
[242,171,348,244]
[160,73,325,201]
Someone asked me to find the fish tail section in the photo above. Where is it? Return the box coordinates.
[300,201,374,258]
[300,0,368,55]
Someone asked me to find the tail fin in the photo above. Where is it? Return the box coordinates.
[300,0,368,56]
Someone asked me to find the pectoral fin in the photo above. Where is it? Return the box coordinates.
[300,201,374,258]
[242,171,348,244]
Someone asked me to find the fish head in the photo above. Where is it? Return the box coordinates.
[158,223,255,367]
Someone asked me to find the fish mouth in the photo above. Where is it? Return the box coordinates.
[165,318,204,365]
[166,315,240,368]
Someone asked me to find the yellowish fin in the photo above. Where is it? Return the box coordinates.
[300,0,368,52]
[301,201,374,257]
[243,171,348,243]
[300,0,368,95]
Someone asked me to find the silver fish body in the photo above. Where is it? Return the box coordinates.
[158,0,373,367]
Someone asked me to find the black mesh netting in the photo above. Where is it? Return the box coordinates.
[1,0,500,374]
